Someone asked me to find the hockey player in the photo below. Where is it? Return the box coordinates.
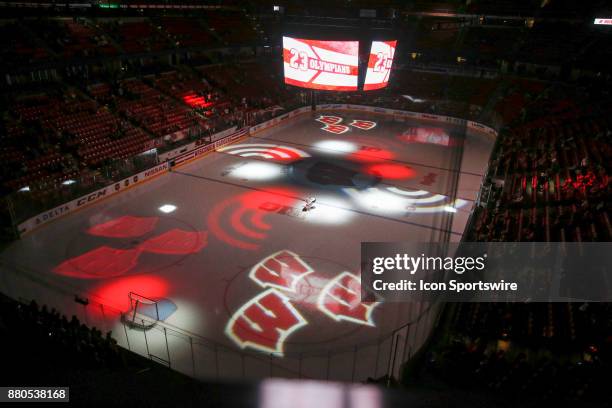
[302,197,316,212]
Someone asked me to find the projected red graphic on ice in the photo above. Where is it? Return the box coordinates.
[218,143,310,161]
[399,127,450,146]
[225,250,379,355]
[207,188,299,251]
[315,115,376,134]
[54,215,208,279]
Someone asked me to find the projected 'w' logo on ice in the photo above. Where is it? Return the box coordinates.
[225,250,378,355]
[217,144,310,161]
[344,186,468,214]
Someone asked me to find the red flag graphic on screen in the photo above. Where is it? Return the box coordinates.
[283,37,359,91]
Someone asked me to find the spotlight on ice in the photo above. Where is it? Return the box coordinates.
[159,204,177,213]
[302,196,353,224]
[228,161,284,181]
[314,140,359,154]
[344,188,408,214]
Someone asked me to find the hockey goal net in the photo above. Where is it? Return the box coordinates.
[122,292,160,329]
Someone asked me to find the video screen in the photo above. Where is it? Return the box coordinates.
[283,37,359,91]
[594,18,612,25]
[363,40,397,91]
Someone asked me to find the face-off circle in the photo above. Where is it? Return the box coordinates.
[288,157,382,190]
[223,253,377,355]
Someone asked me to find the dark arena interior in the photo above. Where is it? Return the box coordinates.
[0,1,610,407]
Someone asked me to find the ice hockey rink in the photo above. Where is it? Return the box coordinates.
[0,109,494,382]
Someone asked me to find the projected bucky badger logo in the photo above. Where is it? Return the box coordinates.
[225,250,378,355]
[54,215,208,279]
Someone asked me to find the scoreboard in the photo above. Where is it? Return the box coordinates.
[363,40,397,91]
[283,37,359,91]
[283,36,397,91]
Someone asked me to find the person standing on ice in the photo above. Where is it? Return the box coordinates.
[302,197,316,212]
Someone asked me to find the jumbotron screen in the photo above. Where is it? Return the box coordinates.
[363,40,397,91]
[283,37,359,91]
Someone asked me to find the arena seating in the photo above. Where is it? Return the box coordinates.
[4,94,82,194]
[411,78,611,404]
[0,55,300,205]
[101,20,171,53]
[469,81,611,243]
[205,10,260,45]
[0,4,610,406]
[460,26,518,67]
[0,296,122,370]
[516,22,589,66]
[115,78,206,140]
[411,21,459,59]
[0,22,49,66]
[418,301,611,405]
[5,90,152,192]
[0,294,218,406]
[23,19,117,58]
[157,17,218,48]
[153,70,216,110]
